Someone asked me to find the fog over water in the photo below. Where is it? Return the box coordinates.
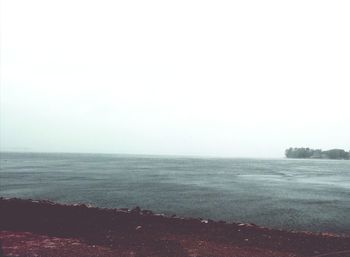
[1,1,350,247]
[1,152,350,235]
[1,0,350,157]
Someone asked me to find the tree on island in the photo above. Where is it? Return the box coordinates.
[285,148,350,160]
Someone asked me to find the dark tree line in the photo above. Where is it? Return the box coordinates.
[285,148,350,160]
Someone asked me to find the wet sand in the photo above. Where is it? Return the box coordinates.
[1,198,350,257]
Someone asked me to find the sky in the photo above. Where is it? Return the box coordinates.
[1,0,349,158]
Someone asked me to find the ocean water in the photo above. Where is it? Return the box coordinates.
[1,152,349,235]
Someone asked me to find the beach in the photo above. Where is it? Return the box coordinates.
[1,198,350,257]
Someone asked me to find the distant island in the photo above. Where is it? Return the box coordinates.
[285,147,350,160]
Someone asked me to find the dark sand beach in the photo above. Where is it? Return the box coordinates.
[1,198,350,257]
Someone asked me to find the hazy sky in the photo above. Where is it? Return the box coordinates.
[1,0,349,157]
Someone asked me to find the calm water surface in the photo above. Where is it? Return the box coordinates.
[1,152,349,235]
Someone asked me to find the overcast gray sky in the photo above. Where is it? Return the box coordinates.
[1,0,349,157]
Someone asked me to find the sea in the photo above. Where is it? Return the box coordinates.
[1,152,349,235]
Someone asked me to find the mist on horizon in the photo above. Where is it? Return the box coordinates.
[1,0,349,158]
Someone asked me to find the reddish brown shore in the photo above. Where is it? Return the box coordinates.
[0,198,349,257]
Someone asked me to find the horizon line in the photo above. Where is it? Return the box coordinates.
[0,149,284,160]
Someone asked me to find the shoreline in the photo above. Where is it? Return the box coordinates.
[1,197,350,257]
